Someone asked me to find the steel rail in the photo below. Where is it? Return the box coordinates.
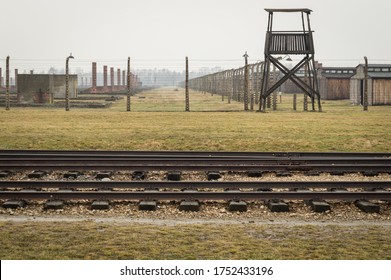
[1,151,390,172]
[1,158,391,164]
[0,163,390,172]
[0,180,390,190]
[1,150,390,158]
[0,190,389,201]
[1,151,390,204]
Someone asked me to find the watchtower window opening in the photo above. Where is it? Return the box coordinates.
[264,9,315,56]
[267,32,313,55]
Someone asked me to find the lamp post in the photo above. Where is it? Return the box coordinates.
[65,53,74,111]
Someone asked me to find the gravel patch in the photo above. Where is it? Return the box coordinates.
[0,200,390,222]
[0,170,390,223]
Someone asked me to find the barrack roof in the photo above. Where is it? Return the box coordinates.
[357,64,391,68]
[264,8,312,13]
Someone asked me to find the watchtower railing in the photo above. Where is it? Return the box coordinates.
[265,32,314,55]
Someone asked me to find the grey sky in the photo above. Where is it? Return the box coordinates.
[1,0,391,72]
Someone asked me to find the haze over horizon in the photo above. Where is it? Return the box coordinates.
[1,0,391,73]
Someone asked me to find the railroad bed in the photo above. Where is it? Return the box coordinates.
[0,150,390,214]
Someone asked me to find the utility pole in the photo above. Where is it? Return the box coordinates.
[185,56,189,112]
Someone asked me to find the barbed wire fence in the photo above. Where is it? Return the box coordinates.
[0,56,245,111]
[1,56,390,111]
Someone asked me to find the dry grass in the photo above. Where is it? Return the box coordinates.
[0,221,390,260]
[115,87,243,112]
[0,87,390,260]
[0,87,390,152]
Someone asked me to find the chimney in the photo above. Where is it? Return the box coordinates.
[117,68,121,87]
[92,62,97,92]
[110,67,114,92]
[14,69,18,88]
[103,65,108,89]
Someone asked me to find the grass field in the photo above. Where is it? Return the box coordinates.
[1,221,390,260]
[0,87,390,260]
[0,87,390,152]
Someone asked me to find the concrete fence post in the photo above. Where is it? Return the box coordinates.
[185,57,189,112]
[65,54,74,111]
[303,94,308,111]
[6,56,10,110]
[363,56,368,111]
[243,52,249,111]
[304,64,309,111]
[127,57,131,112]
[272,92,277,111]
[293,93,297,111]
[14,69,18,89]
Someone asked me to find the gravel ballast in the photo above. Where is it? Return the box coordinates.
[0,170,390,223]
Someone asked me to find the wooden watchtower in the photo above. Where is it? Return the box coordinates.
[259,9,322,111]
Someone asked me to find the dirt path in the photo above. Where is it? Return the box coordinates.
[2,214,391,227]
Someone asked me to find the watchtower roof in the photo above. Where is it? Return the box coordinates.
[264,8,312,14]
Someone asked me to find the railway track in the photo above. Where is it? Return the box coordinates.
[1,150,391,172]
[0,150,390,213]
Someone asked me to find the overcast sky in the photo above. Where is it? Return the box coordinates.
[1,0,391,72]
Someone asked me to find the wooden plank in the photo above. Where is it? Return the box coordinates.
[373,79,391,105]
[327,78,350,100]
